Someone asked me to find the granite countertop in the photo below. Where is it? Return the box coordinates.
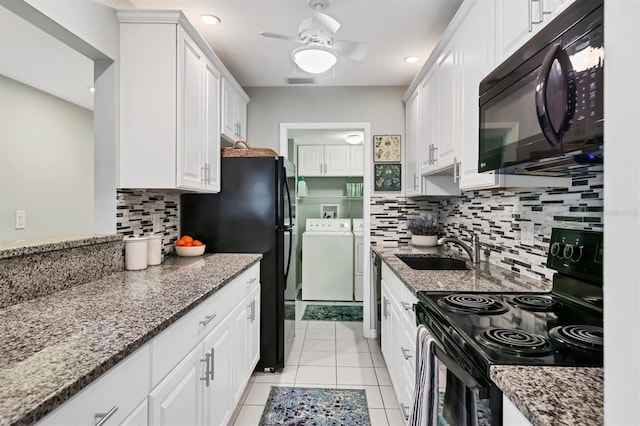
[491,366,604,426]
[372,244,602,425]
[372,244,551,294]
[0,234,123,259]
[0,253,262,426]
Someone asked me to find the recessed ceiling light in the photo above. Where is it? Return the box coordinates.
[89,87,95,93]
[403,56,419,63]
[200,14,221,25]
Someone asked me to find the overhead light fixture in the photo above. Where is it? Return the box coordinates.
[403,56,419,63]
[345,134,364,144]
[291,45,337,74]
[200,14,221,25]
[89,87,95,93]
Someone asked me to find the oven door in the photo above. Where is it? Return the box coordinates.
[416,303,502,425]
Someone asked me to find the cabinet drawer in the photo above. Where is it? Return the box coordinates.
[38,345,150,426]
[151,262,260,386]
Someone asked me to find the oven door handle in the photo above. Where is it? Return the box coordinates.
[432,344,482,391]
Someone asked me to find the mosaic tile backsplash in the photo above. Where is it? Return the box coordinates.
[116,190,180,257]
[371,173,603,282]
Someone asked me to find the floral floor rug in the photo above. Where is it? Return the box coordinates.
[301,305,363,322]
[259,386,370,425]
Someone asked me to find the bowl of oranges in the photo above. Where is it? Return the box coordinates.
[175,235,206,257]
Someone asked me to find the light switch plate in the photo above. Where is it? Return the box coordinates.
[521,222,534,246]
[15,211,26,229]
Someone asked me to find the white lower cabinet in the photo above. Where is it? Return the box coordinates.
[381,262,418,424]
[503,394,533,426]
[37,263,261,426]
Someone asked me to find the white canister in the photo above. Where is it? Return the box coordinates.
[147,233,163,266]
[124,235,149,271]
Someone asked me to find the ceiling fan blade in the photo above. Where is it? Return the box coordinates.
[333,40,368,60]
[312,12,341,34]
[260,31,302,42]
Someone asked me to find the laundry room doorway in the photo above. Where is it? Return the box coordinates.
[279,122,373,339]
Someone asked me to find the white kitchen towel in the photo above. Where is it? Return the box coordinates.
[409,324,439,426]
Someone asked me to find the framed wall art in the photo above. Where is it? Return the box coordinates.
[374,163,401,192]
[373,135,401,162]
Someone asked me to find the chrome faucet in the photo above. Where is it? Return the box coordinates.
[437,230,481,265]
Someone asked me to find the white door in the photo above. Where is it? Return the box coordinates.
[419,68,438,175]
[404,89,420,196]
[247,285,261,372]
[349,145,364,176]
[148,344,204,426]
[120,399,148,426]
[459,0,500,190]
[297,145,324,177]
[236,96,248,140]
[434,38,458,171]
[203,59,221,193]
[221,77,237,141]
[495,0,536,62]
[202,317,233,426]
[230,299,249,406]
[324,145,351,176]
[176,29,204,190]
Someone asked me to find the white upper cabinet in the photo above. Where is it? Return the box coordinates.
[495,0,575,63]
[118,11,246,193]
[418,68,437,176]
[221,77,249,142]
[297,145,362,177]
[404,89,421,196]
[433,37,459,171]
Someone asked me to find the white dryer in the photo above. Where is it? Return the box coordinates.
[353,219,364,302]
[302,218,353,301]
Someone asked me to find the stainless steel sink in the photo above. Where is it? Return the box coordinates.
[395,255,469,270]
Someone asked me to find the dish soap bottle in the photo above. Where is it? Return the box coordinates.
[297,176,308,197]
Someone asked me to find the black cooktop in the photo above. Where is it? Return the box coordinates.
[416,291,603,369]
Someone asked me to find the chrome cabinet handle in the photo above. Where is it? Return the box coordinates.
[413,173,418,190]
[94,406,118,426]
[206,163,211,184]
[400,403,410,421]
[237,121,242,138]
[400,301,414,312]
[528,0,533,32]
[401,347,413,360]
[324,163,327,174]
[200,352,211,386]
[201,165,208,183]
[432,145,438,163]
[252,300,256,322]
[320,163,323,174]
[453,157,458,183]
[383,297,389,319]
[199,314,217,327]
[209,347,215,380]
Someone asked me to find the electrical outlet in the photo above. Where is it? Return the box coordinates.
[15,211,26,229]
[152,213,161,233]
[521,222,534,246]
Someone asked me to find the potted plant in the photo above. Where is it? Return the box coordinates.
[406,216,440,247]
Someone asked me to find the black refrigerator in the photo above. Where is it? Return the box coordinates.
[181,156,295,372]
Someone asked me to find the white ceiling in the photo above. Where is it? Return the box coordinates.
[0,7,94,110]
[123,0,463,87]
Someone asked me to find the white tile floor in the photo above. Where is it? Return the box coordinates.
[230,301,404,425]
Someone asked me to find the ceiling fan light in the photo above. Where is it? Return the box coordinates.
[292,46,337,74]
[345,134,363,144]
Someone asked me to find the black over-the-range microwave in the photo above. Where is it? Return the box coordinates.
[478,0,603,176]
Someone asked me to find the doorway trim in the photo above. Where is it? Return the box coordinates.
[280,122,374,339]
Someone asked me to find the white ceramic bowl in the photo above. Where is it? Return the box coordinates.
[175,244,206,257]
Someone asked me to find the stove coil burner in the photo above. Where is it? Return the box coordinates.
[510,295,558,312]
[476,328,556,356]
[437,294,509,315]
[549,325,603,351]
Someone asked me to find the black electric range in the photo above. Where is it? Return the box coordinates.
[414,228,603,425]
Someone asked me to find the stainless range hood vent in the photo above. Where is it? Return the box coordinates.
[285,77,316,85]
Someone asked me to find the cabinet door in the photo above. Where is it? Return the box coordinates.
[120,398,148,426]
[177,29,205,190]
[297,145,325,177]
[495,0,537,62]
[419,68,438,176]
[221,77,237,141]
[349,145,364,176]
[247,284,261,373]
[148,344,204,426]
[202,316,233,426]
[404,89,420,196]
[203,59,221,192]
[459,0,501,190]
[324,145,350,176]
[433,38,458,171]
[236,96,248,140]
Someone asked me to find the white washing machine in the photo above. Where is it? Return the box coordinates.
[302,218,353,301]
[353,219,364,302]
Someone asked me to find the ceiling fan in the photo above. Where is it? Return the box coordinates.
[260,0,368,74]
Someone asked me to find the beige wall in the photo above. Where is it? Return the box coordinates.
[0,75,94,240]
[245,86,407,153]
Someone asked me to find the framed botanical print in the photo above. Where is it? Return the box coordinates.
[374,163,402,192]
[373,135,401,162]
